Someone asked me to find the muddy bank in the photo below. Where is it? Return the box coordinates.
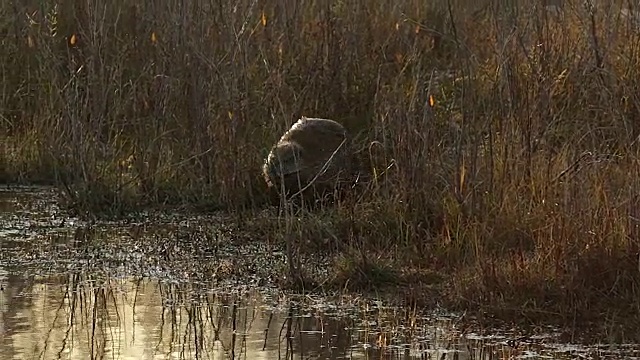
[0,185,293,290]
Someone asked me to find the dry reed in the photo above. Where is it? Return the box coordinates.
[2,0,640,335]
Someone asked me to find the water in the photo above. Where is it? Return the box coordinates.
[1,185,639,359]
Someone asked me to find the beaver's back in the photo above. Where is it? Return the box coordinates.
[263,117,353,197]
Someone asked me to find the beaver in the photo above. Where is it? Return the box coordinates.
[263,116,355,201]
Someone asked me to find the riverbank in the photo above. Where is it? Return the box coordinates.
[5,187,639,360]
[2,183,639,344]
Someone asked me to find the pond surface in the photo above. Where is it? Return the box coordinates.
[1,185,639,359]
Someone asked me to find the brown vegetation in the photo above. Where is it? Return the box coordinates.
[2,0,640,338]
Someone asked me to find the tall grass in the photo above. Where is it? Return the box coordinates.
[2,0,640,332]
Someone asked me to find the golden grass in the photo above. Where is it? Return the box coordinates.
[2,0,640,336]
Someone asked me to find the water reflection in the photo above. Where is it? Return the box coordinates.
[0,274,467,360]
[5,272,640,360]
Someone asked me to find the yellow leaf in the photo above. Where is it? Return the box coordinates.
[261,11,267,27]
[151,32,157,43]
[459,159,466,193]
[228,110,233,119]
[429,94,435,107]
[69,34,77,46]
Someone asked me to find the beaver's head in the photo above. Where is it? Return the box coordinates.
[263,140,306,188]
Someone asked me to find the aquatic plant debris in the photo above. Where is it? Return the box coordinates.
[1,186,640,359]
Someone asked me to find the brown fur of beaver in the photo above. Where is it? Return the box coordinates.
[263,116,355,201]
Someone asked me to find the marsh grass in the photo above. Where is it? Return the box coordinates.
[3,0,640,333]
